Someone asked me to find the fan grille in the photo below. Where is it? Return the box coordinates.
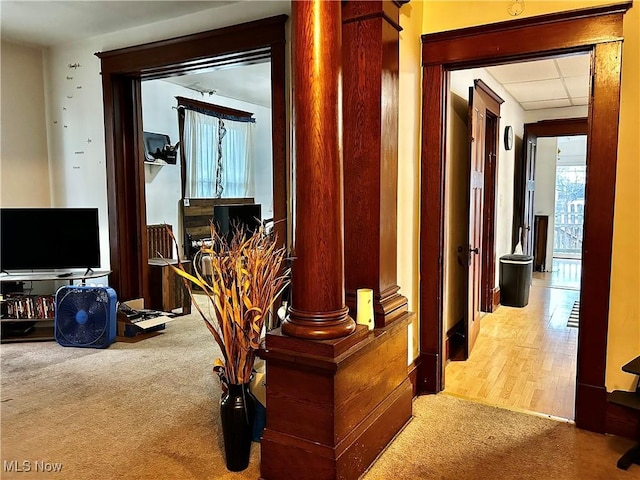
[55,287,116,348]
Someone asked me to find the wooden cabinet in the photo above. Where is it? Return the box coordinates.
[147,259,192,315]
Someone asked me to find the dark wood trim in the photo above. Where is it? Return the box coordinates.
[270,38,288,247]
[98,16,288,301]
[408,357,421,398]
[96,15,287,74]
[474,79,505,106]
[141,50,272,82]
[417,352,441,394]
[576,382,609,433]
[175,96,254,119]
[342,0,403,31]
[445,319,465,362]
[526,117,589,137]
[421,3,629,67]
[419,3,630,434]
[419,63,445,394]
[577,40,623,416]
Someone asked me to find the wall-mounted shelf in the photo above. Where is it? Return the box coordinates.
[144,159,168,166]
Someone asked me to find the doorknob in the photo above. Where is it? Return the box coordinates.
[470,247,479,254]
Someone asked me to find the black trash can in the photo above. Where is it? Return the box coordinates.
[499,254,533,307]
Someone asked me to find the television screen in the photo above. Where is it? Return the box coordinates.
[1,208,101,272]
[213,204,262,243]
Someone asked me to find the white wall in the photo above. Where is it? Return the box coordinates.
[42,1,290,271]
[1,41,50,207]
[444,68,526,332]
[140,80,183,259]
[524,105,588,124]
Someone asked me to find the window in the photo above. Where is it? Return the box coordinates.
[178,97,255,199]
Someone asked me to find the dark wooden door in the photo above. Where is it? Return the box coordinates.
[465,85,487,357]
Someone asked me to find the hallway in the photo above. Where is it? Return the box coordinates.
[445,274,580,420]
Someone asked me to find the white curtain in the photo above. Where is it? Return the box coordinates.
[184,109,255,199]
[221,119,255,198]
[184,109,219,198]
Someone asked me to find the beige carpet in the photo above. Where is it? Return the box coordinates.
[1,299,635,479]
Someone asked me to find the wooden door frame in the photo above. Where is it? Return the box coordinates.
[96,15,288,303]
[513,118,589,254]
[418,2,631,435]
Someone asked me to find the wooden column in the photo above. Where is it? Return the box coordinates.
[280,0,356,340]
[261,2,412,479]
[342,1,408,328]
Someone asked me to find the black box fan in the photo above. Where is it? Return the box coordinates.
[55,286,117,348]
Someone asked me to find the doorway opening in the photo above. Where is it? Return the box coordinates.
[419,4,630,434]
[442,55,589,420]
[141,60,274,264]
[96,15,288,303]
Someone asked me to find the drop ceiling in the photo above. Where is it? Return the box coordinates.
[485,54,591,111]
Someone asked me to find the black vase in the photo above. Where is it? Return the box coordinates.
[220,382,256,472]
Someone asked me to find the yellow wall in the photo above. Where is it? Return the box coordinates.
[421,0,640,390]
[399,0,424,363]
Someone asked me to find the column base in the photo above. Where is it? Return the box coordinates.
[261,313,413,480]
[282,305,357,340]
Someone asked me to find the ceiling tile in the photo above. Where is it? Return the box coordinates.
[563,76,590,98]
[503,79,567,103]
[556,54,591,77]
[486,59,559,84]
[521,99,572,110]
[571,97,590,106]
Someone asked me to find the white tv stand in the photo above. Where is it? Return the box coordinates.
[0,270,110,284]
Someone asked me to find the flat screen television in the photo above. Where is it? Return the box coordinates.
[1,208,100,272]
[213,203,262,243]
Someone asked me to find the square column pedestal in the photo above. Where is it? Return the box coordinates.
[260,313,414,480]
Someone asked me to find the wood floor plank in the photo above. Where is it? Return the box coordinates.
[445,281,579,420]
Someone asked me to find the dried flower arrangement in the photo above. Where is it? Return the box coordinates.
[168,224,289,385]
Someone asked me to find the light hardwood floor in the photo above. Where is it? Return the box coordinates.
[445,260,580,420]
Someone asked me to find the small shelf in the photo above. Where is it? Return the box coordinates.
[1,320,54,343]
[1,317,54,323]
[144,159,168,166]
